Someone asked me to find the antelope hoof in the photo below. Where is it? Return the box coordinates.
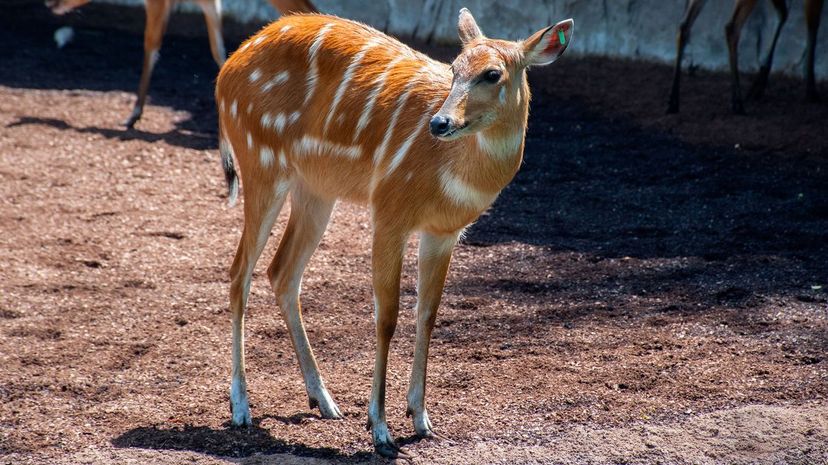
[123,107,142,129]
[308,390,343,419]
[369,420,406,458]
[230,401,252,427]
[229,380,252,426]
[407,407,436,438]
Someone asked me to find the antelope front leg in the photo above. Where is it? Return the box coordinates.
[407,232,457,438]
[367,228,407,458]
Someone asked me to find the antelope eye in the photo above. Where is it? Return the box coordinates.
[482,69,501,83]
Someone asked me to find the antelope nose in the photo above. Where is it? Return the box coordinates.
[430,115,452,137]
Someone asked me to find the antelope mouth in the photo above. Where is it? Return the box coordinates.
[436,122,469,141]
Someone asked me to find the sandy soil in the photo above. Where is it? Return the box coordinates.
[1,1,827,464]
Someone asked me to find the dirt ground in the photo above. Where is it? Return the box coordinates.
[1,1,827,464]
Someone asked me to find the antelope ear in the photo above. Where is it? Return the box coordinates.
[458,8,483,44]
[523,19,574,67]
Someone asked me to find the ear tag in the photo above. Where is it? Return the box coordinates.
[558,30,566,45]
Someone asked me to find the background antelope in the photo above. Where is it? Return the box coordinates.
[46,0,318,127]
[667,0,824,114]
[216,7,573,458]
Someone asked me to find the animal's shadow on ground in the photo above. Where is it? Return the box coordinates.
[111,416,375,462]
[5,116,216,151]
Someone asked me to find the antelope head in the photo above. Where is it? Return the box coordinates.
[430,8,573,140]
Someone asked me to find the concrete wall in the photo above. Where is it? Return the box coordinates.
[103,0,828,79]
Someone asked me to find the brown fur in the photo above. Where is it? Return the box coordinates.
[216,10,573,458]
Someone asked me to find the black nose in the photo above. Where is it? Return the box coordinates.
[430,115,452,136]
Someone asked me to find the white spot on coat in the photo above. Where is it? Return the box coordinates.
[249,68,262,83]
[262,70,290,92]
[372,75,419,166]
[354,57,404,143]
[304,24,334,106]
[386,112,428,176]
[230,100,238,119]
[274,113,287,134]
[324,39,379,134]
[260,146,275,167]
[292,136,362,159]
[278,149,287,169]
[247,132,253,149]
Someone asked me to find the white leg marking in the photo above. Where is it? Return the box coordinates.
[261,70,290,92]
[324,39,379,134]
[475,130,523,160]
[229,374,251,425]
[249,68,262,83]
[278,149,287,169]
[292,136,362,159]
[260,146,275,167]
[304,24,334,107]
[439,167,498,210]
[353,56,404,143]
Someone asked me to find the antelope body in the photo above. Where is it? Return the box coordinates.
[668,0,824,114]
[46,0,317,127]
[216,9,573,457]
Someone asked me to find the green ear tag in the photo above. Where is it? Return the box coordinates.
[558,30,566,45]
